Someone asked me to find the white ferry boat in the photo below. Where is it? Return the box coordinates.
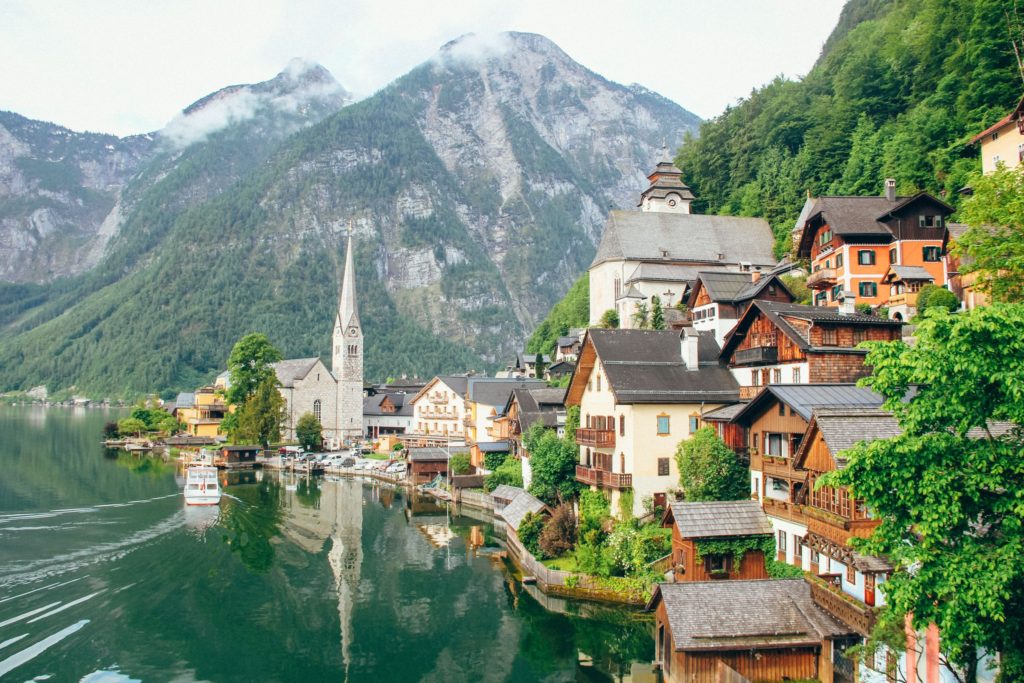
[184,465,221,506]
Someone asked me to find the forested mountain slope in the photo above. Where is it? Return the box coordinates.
[0,33,700,397]
[675,0,1020,255]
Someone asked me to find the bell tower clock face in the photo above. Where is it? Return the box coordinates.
[348,327,358,337]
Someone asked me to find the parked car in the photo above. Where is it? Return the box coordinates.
[339,457,355,468]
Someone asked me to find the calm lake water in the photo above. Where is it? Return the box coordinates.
[0,406,654,682]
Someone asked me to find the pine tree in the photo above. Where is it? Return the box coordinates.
[650,295,666,330]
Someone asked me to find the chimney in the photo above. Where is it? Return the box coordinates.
[681,329,700,370]
[885,178,896,202]
[751,270,762,283]
[838,290,856,316]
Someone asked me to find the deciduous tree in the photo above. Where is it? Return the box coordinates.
[233,376,286,447]
[226,333,283,406]
[675,426,748,502]
[524,422,579,505]
[823,305,1024,680]
[956,165,1024,303]
[295,412,322,451]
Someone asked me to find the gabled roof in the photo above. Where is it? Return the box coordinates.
[499,490,549,532]
[689,271,794,307]
[720,300,901,361]
[969,94,1024,144]
[882,265,934,283]
[272,358,324,388]
[650,579,854,651]
[363,392,414,416]
[407,447,450,462]
[584,328,739,404]
[731,384,885,426]
[477,441,510,453]
[625,262,724,286]
[175,392,196,408]
[556,336,579,348]
[411,375,471,404]
[491,485,523,503]
[700,402,749,422]
[506,387,565,431]
[591,210,776,269]
[467,378,546,407]
[667,501,772,539]
[794,408,902,470]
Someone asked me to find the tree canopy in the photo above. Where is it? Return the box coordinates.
[524,421,579,505]
[956,164,1024,303]
[232,376,287,447]
[675,426,748,502]
[822,305,1024,680]
[295,412,322,451]
[226,333,283,406]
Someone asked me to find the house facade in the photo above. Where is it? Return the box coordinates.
[463,378,545,470]
[362,392,414,438]
[175,387,227,438]
[970,94,1024,174]
[407,376,470,442]
[796,184,954,312]
[492,387,566,488]
[566,328,739,517]
[719,301,902,399]
[663,501,773,582]
[688,269,795,345]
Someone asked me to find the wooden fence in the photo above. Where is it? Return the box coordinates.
[455,488,494,510]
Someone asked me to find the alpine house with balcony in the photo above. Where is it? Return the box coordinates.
[719,300,902,399]
[565,327,739,517]
[686,269,796,345]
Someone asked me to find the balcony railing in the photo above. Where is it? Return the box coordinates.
[806,574,877,636]
[575,465,632,489]
[462,415,474,427]
[886,292,919,308]
[734,346,778,366]
[762,497,807,524]
[575,428,615,448]
[807,268,837,289]
[429,394,449,405]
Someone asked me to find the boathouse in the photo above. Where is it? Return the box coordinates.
[662,500,773,582]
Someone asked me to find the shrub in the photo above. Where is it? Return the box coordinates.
[599,309,619,328]
[391,442,405,451]
[103,421,120,439]
[483,450,508,471]
[855,302,873,315]
[916,284,959,313]
[675,427,748,501]
[518,511,546,558]
[449,452,472,475]
[484,457,522,491]
[574,539,614,577]
[539,503,577,558]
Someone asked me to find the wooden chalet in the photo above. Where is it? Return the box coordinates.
[662,501,773,582]
[649,580,857,683]
[720,300,902,399]
[407,447,450,484]
[219,445,259,468]
[493,387,565,462]
[687,269,795,345]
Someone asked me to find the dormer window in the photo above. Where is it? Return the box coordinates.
[918,215,943,228]
[818,229,833,246]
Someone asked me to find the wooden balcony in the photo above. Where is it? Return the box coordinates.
[762,497,807,525]
[807,268,838,289]
[734,346,779,366]
[805,508,880,547]
[886,292,919,309]
[806,574,877,636]
[575,465,632,489]
[762,455,796,478]
[575,428,615,448]
[739,385,764,400]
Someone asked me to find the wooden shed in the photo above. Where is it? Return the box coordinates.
[663,500,773,582]
[407,448,449,484]
[648,579,856,683]
[219,445,259,468]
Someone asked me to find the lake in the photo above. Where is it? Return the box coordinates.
[0,406,654,682]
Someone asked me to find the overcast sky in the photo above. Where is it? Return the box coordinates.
[1,0,845,137]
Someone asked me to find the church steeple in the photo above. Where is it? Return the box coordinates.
[333,226,363,442]
[638,146,694,214]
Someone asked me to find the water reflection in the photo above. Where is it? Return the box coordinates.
[0,407,653,682]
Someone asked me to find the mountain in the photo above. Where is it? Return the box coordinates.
[0,33,700,397]
[674,0,1020,255]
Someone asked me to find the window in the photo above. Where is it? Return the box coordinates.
[706,554,728,574]
[657,415,670,435]
[853,328,868,344]
[777,530,787,554]
[312,400,321,421]
[815,292,827,305]
[688,415,699,433]
[778,401,786,416]
[772,369,782,384]
[658,457,670,476]
[889,248,897,264]
[922,246,941,262]
[822,328,838,345]
[918,214,943,228]
[846,563,856,584]
[751,370,760,386]
[858,250,876,266]
[825,259,831,269]
[818,229,833,246]
[836,252,844,268]
[766,433,784,457]
[792,367,801,383]
[619,414,625,436]
[596,373,601,392]
[859,281,878,297]
[811,549,821,566]
[831,285,841,301]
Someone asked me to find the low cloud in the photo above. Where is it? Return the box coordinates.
[159,59,347,149]
[434,32,514,67]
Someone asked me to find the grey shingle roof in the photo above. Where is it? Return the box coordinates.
[272,358,323,388]
[733,384,885,425]
[509,387,565,431]
[700,403,748,421]
[811,408,902,463]
[407,448,450,462]
[478,441,510,453]
[468,378,546,407]
[884,265,935,282]
[363,392,414,416]
[491,485,523,504]
[588,329,739,404]
[500,490,548,532]
[653,579,854,651]
[591,210,776,269]
[669,501,773,539]
[175,392,196,408]
[806,196,899,237]
[625,262,725,285]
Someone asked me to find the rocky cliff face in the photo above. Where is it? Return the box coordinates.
[0,59,350,283]
[0,34,699,396]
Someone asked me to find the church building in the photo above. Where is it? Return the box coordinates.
[588,152,777,327]
[274,232,364,450]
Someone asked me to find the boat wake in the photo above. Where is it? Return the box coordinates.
[0,494,179,527]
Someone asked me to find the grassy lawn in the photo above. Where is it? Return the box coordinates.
[541,555,579,572]
[364,453,391,460]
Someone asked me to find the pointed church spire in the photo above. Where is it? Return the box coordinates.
[338,223,359,330]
